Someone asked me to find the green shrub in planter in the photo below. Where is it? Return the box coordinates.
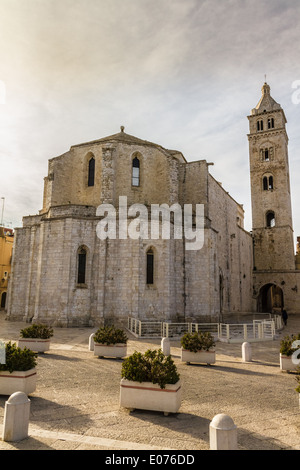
[0,342,37,373]
[20,323,54,339]
[279,333,300,357]
[121,349,180,389]
[181,331,215,352]
[94,325,128,345]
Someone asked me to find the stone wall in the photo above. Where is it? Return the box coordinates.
[207,175,254,318]
[7,218,186,327]
[41,138,185,213]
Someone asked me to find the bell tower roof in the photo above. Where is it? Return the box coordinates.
[251,82,282,115]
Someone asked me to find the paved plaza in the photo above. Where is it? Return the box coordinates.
[0,314,299,451]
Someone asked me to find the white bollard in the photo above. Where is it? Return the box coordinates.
[209,414,238,450]
[89,333,95,351]
[161,337,170,356]
[242,342,252,362]
[2,392,31,442]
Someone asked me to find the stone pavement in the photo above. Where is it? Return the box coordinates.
[0,314,299,451]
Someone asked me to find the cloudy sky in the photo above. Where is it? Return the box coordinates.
[0,0,299,249]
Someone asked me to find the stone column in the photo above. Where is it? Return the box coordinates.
[23,226,37,322]
[89,333,95,351]
[161,337,170,355]
[101,146,115,205]
[209,414,238,450]
[242,341,252,362]
[33,221,46,322]
[2,392,31,442]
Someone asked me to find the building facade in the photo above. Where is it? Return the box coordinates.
[6,132,254,327]
[0,227,14,310]
[5,83,300,327]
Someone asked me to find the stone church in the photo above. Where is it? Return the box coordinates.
[6,83,300,327]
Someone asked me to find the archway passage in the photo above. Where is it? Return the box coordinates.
[258,283,284,313]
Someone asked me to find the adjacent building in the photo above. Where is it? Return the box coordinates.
[0,227,14,310]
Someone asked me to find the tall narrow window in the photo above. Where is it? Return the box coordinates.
[268,117,274,129]
[262,148,269,161]
[77,247,87,284]
[146,248,154,285]
[263,175,274,190]
[261,147,274,162]
[268,175,274,190]
[263,176,268,191]
[265,149,269,161]
[132,156,140,187]
[266,211,275,228]
[88,157,95,187]
[257,120,263,131]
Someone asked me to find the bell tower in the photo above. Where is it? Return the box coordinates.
[247,82,295,271]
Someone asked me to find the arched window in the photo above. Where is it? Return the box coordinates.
[266,211,275,228]
[257,120,263,131]
[260,146,274,162]
[88,157,95,187]
[268,117,274,129]
[263,176,268,191]
[263,175,274,191]
[132,156,140,187]
[268,175,274,190]
[263,148,269,161]
[146,248,154,285]
[77,247,87,284]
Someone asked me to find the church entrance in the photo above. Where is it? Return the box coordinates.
[258,283,284,313]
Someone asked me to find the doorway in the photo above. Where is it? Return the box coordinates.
[0,291,7,309]
[258,283,284,313]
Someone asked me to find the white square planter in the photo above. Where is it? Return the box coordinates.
[181,349,216,365]
[120,378,182,415]
[18,338,51,353]
[94,343,127,359]
[280,354,298,372]
[0,368,37,396]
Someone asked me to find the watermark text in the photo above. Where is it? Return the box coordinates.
[96,197,205,250]
[291,80,300,104]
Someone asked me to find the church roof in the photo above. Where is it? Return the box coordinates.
[70,126,187,162]
[71,127,149,147]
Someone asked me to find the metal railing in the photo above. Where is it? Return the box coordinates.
[127,317,163,338]
[218,320,276,343]
[127,315,282,343]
